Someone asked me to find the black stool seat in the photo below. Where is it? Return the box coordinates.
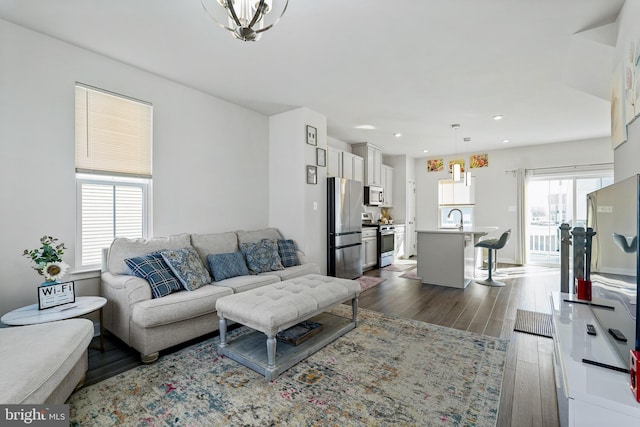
[475,229,511,287]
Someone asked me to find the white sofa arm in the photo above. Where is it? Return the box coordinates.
[296,250,308,265]
[101,272,152,346]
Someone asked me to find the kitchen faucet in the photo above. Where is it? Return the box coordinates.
[448,208,464,230]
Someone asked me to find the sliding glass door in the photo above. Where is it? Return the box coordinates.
[526,173,613,265]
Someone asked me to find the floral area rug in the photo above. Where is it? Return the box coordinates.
[382,263,415,272]
[69,306,508,426]
[355,275,385,291]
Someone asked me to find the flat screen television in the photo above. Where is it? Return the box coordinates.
[586,174,640,369]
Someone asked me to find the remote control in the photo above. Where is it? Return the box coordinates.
[586,324,596,336]
[608,328,627,342]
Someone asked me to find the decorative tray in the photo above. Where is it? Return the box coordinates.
[276,320,323,346]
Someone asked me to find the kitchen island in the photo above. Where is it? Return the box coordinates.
[416,227,497,288]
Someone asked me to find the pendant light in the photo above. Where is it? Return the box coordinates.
[451,124,461,182]
[464,137,472,187]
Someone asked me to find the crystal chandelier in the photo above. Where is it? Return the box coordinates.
[201,0,289,42]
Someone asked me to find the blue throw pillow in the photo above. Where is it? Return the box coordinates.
[278,239,299,267]
[207,252,250,282]
[125,252,182,298]
[240,238,284,274]
[160,247,212,291]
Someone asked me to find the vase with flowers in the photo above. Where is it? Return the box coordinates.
[23,235,69,285]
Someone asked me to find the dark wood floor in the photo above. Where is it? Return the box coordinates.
[86,262,561,427]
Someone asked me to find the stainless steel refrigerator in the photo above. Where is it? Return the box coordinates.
[327,177,363,279]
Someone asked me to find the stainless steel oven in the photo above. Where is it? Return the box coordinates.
[378,224,395,267]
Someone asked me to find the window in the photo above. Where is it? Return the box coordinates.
[75,84,152,270]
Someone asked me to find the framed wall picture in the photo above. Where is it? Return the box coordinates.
[38,281,75,310]
[306,165,317,184]
[316,147,326,167]
[306,125,317,146]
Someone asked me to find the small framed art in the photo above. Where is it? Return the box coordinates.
[306,165,317,184]
[316,148,326,167]
[306,125,317,146]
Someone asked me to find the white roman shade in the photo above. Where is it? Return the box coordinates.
[75,84,152,178]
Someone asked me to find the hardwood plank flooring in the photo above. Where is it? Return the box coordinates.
[85,261,561,426]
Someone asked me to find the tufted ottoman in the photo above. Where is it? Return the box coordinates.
[215,274,360,380]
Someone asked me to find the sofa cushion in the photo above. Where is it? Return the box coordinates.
[240,238,284,274]
[160,247,212,291]
[125,253,183,298]
[259,263,321,281]
[277,239,299,267]
[211,273,281,293]
[190,232,239,272]
[108,234,191,275]
[207,252,249,281]
[131,284,233,328]
[236,228,282,245]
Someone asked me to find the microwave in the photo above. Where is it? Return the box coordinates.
[365,186,384,206]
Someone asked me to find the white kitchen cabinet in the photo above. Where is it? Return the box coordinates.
[342,152,364,182]
[327,146,342,178]
[438,178,474,206]
[352,142,382,186]
[362,228,378,269]
[382,164,394,207]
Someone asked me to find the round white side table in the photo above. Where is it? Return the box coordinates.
[1,296,107,350]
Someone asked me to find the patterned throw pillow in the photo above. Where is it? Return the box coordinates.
[278,239,299,267]
[207,252,250,282]
[160,247,212,291]
[240,238,284,274]
[125,252,182,298]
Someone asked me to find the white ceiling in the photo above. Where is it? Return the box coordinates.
[0,0,625,157]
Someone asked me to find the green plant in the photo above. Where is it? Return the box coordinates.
[23,235,69,282]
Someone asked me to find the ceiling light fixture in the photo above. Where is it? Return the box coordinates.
[394,132,402,138]
[464,137,472,187]
[423,149,429,153]
[201,0,288,42]
[451,124,461,182]
[354,124,376,130]
[493,115,504,120]
[502,139,510,144]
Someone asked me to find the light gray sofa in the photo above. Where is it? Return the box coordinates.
[0,319,93,404]
[101,228,320,362]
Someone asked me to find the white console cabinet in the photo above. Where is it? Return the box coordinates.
[550,292,640,427]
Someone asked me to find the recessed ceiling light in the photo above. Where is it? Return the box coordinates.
[502,139,510,144]
[493,115,504,121]
[354,124,376,130]
[423,149,429,153]
[394,132,402,138]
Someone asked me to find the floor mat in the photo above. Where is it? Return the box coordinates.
[514,309,554,338]
[355,275,385,291]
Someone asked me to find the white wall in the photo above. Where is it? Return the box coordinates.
[415,137,613,263]
[269,108,328,272]
[0,19,270,316]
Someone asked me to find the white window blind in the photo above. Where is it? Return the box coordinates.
[79,180,146,266]
[75,84,152,177]
[75,83,152,270]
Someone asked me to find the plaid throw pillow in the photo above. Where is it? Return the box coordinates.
[278,239,299,267]
[125,252,182,298]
